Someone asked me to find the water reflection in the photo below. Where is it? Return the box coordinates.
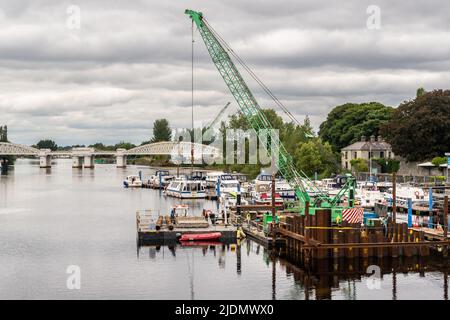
[1,159,449,300]
[138,239,450,300]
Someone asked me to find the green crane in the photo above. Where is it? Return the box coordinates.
[185,9,356,222]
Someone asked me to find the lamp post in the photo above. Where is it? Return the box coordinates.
[369,144,372,182]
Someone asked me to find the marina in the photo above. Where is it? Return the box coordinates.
[0,3,449,306]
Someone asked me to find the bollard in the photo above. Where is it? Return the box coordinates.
[407,198,413,228]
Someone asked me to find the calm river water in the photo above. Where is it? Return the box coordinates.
[0,159,449,300]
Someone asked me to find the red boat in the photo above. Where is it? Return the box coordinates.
[180,241,222,247]
[179,232,222,241]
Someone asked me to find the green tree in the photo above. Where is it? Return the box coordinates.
[350,158,369,173]
[319,102,394,152]
[382,89,450,161]
[416,87,426,97]
[151,119,172,143]
[114,142,136,150]
[295,139,338,177]
[89,143,115,151]
[373,158,400,173]
[431,156,447,166]
[35,139,58,151]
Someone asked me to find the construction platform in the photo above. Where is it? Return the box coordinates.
[136,210,237,244]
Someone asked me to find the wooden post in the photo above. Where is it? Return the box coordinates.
[444,196,448,240]
[305,202,310,244]
[392,172,397,223]
[444,196,448,257]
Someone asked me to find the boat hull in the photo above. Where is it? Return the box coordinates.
[179,232,222,241]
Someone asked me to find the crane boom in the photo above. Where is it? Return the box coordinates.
[185,9,355,219]
[206,102,231,130]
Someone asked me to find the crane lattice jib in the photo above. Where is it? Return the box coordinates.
[185,9,314,204]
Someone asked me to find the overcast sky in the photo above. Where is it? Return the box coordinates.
[0,0,449,145]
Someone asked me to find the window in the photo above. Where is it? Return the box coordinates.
[345,162,348,169]
[344,151,348,159]
[380,151,384,158]
[353,152,357,159]
[388,151,392,158]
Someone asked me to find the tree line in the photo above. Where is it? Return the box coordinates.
[12,87,450,177]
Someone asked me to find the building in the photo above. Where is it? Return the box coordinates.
[0,125,7,142]
[341,135,394,171]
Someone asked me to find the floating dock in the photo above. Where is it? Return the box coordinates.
[136,210,237,245]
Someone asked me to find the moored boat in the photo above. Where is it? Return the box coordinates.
[123,175,143,188]
[179,232,222,241]
[165,178,206,199]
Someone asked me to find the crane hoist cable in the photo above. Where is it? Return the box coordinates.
[203,19,303,128]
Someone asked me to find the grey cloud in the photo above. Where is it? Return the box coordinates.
[0,0,448,145]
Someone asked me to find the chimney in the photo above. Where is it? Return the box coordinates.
[370,135,375,143]
[361,136,366,142]
[377,135,383,142]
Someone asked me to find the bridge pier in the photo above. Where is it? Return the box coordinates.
[72,156,82,168]
[39,149,52,168]
[83,155,94,168]
[116,148,127,168]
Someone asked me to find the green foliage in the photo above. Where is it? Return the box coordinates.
[431,156,447,166]
[88,143,115,151]
[350,158,369,173]
[383,90,450,161]
[151,119,172,143]
[416,87,426,97]
[113,142,136,150]
[319,102,394,152]
[224,109,336,178]
[35,139,58,151]
[373,158,400,173]
[295,139,338,177]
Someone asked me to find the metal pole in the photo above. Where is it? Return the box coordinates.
[392,172,397,224]
[407,198,413,228]
[369,145,372,182]
[271,173,276,237]
[444,196,448,240]
[429,187,434,229]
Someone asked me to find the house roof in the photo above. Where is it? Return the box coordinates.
[342,140,392,151]
[417,162,435,167]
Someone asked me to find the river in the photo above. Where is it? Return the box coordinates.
[0,159,448,299]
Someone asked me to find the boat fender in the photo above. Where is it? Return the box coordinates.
[237,227,246,239]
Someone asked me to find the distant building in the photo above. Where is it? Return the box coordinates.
[0,125,7,142]
[341,135,394,171]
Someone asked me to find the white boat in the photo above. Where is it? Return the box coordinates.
[205,171,225,199]
[165,178,206,199]
[383,185,429,207]
[205,172,241,199]
[230,173,250,195]
[320,178,341,197]
[220,192,249,210]
[250,174,294,203]
[123,175,143,188]
[356,188,384,209]
[148,170,174,188]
